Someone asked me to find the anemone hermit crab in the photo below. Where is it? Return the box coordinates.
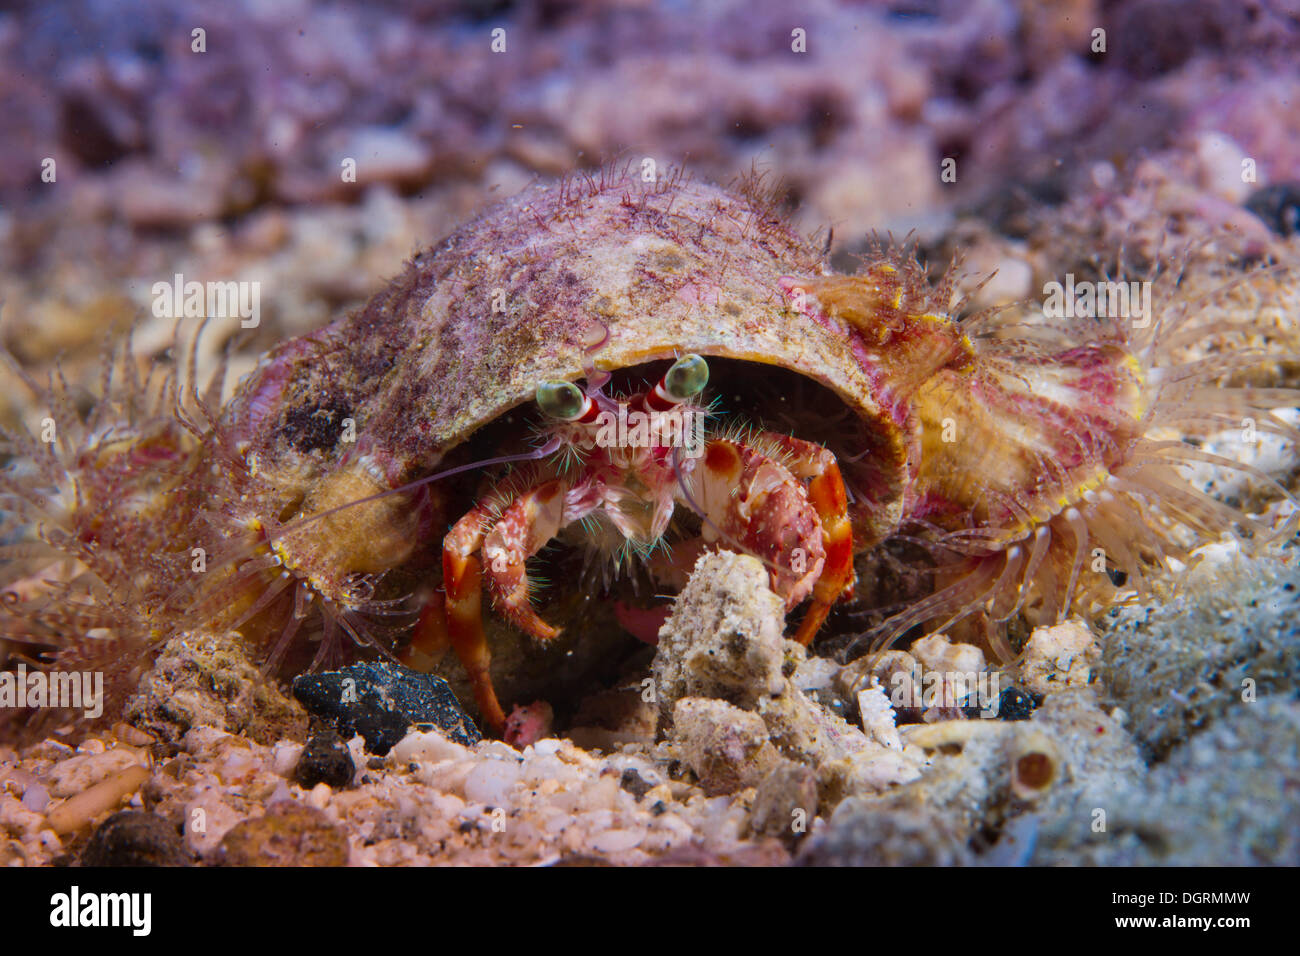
[3,164,1297,738]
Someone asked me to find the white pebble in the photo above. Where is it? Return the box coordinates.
[421,760,472,795]
[221,750,256,782]
[858,685,902,750]
[390,730,472,765]
[463,760,521,807]
[581,776,621,812]
[268,781,293,805]
[345,736,367,784]
[475,740,521,761]
[20,783,50,813]
[427,792,464,817]
[271,742,303,777]
[577,809,616,832]
[520,755,568,786]
[589,827,645,854]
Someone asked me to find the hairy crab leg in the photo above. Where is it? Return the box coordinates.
[441,473,597,733]
[758,433,855,645]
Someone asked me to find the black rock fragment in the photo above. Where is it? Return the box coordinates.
[292,661,481,755]
[995,686,1039,721]
[619,767,654,800]
[1245,183,1300,237]
[960,685,1038,721]
[294,729,356,789]
[80,810,191,867]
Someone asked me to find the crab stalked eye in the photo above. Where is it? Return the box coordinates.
[664,354,709,401]
[535,381,588,420]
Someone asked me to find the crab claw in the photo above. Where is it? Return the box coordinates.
[441,476,594,734]
[764,434,855,644]
[482,480,568,641]
[682,435,853,643]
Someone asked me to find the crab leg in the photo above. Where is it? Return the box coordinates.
[443,502,507,732]
[759,433,855,644]
[442,475,599,733]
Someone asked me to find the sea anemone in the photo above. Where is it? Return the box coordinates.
[848,251,1300,662]
[0,328,202,732]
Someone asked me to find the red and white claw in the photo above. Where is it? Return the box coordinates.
[677,439,811,616]
[761,434,855,644]
[681,434,852,644]
[483,478,593,641]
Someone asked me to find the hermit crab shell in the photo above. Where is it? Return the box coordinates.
[224,168,911,546]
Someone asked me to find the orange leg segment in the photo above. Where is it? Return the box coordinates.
[399,591,451,672]
[443,504,507,734]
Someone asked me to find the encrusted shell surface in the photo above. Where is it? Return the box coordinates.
[222,167,909,543]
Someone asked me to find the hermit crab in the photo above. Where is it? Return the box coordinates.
[3,164,1297,738]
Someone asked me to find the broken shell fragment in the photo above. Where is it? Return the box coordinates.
[1009,728,1062,801]
[45,764,151,835]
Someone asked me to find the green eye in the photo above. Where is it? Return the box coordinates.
[665,354,709,401]
[536,381,586,420]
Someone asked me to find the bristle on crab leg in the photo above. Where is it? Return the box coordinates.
[263,585,310,675]
[864,557,1003,655]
